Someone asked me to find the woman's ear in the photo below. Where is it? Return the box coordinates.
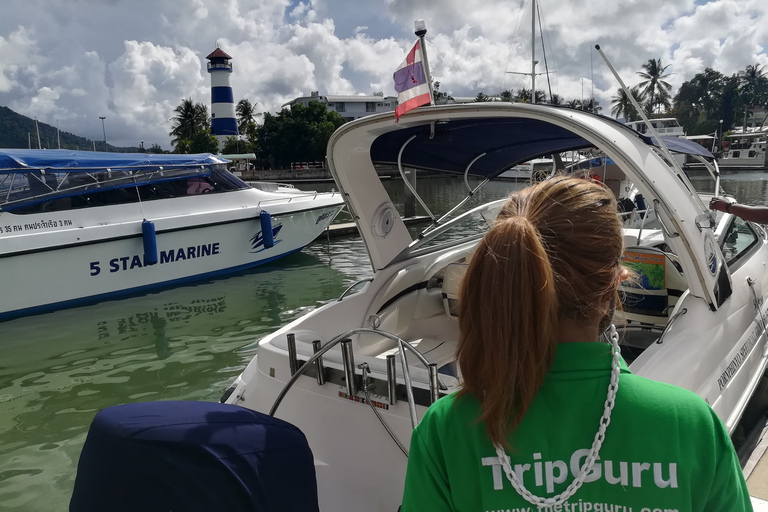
[618,267,630,282]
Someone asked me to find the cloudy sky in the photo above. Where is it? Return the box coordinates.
[1,0,766,149]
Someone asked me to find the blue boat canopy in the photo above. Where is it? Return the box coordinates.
[0,149,229,172]
[369,114,713,178]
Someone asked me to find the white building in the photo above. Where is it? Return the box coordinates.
[282,92,398,121]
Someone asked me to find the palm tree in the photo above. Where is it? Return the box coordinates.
[549,93,563,106]
[566,99,581,110]
[637,58,672,115]
[169,99,209,148]
[581,98,602,114]
[738,64,768,128]
[236,99,258,135]
[611,86,645,121]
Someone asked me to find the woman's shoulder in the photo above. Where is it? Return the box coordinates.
[618,373,722,429]
[416,392,482,434]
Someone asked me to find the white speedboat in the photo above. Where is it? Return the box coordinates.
[0,150,344,320]
[223,104,768,511]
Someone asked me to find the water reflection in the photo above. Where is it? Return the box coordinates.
[0,251,351,510]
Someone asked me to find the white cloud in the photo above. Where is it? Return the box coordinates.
[0,0,765,147]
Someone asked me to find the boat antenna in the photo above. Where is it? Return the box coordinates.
[414,20,435,105]
[594,45,679,171]
[590,46,594,102]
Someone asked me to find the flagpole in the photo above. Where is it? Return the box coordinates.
[414,20,435,105]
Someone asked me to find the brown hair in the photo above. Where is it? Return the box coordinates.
[456,176,625,448]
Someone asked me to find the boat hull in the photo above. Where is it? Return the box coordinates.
[0,190,343,320]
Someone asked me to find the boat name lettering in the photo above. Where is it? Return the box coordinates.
[316,211,332,225]
[337,391,389,410]
[88,243,221,276]
[717,322,762,390]
[3,219,73,233]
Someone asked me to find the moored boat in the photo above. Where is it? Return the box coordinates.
[720,131,768,169]
[221,103,768,511]
[0,149,344,320]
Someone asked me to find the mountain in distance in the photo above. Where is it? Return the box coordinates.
[0,105,143,152]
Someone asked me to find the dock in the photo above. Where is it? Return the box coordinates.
[324,216,432,238]
[746,416,768,509]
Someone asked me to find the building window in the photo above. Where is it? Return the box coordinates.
[336,102,346,112]
[366,102,376,112]
[384,103,390,107]
[377,103,382,107]
[327,103,334,107]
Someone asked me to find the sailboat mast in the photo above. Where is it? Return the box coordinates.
[531,0,536,103]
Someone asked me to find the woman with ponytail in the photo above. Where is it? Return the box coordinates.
[401,177,751,512]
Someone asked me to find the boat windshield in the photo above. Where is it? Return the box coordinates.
[0,164,247,213]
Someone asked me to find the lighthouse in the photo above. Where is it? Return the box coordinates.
[206,46,238,144]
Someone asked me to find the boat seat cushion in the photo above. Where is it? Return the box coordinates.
[70,401,319,512]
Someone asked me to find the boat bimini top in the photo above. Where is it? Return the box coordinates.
[0,149,240,213]
[326,103,727,312]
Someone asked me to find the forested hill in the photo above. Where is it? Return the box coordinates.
[0,106,137,152]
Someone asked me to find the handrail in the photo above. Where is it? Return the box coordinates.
[421,153,490,237]
[655,308,687,345]
[397,135,437,223]
[267,327,447,429]
[337,278,374,301]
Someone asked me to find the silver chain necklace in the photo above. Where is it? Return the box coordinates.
[493,324,621,508]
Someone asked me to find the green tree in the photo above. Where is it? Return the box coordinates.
[611,86,645,121]
[566,99,581,109]
[738,64,768,128]
[474,92,491,102]
[515,89,547,103]
[189,129,219,154]
[637,58,672,115]
[236,99,258,135]
[254,101,346,169]
[549,93,563,106]
[222,136,244,154]
[581,97,602,114]
[500,90,514,102]
[169,98,210,151]
[672,68,728,133]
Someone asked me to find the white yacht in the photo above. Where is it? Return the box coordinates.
[0,150,344,320]
[222,104,768,511]
[721,131,768,169]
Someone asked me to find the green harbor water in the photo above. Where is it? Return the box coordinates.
[0,172,766,510]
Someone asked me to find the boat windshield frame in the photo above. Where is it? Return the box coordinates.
[0,162,242,212]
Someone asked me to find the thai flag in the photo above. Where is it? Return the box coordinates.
[393,41,431,120]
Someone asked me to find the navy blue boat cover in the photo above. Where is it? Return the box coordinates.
[0,149,228,172]
[368,113,714,179]
[70,401,319,512]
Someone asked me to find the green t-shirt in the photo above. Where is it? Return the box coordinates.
[401,342,752,512]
